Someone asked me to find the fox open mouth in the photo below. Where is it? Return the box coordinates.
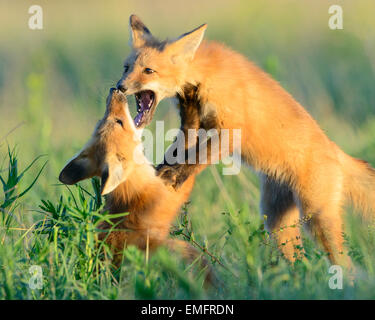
[134,90,156,127]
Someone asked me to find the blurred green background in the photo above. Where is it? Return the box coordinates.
[1,0,375,299]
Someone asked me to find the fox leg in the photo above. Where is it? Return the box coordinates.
[299,166,353,270]
[302,200,352,269]
[308,210,348,266]
[158,122,230,189]
[260,174,304,261]
[156,85,202,187]
[157,132,225,188]
[157,85,223,188]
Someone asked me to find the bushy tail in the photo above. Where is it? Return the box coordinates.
[340,151,375,218]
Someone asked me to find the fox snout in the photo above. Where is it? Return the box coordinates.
[108,87,126,100]
[59,157,92,185]
[116,80,127,93]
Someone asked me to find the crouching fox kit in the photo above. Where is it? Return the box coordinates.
[116,15,375,269]
[59,89,211,280]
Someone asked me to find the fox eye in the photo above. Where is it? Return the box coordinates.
[124,65,129,73]
[116,119,123,127]
[144,68,155,74]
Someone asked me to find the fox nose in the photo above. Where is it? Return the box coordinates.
[117,81,127,93]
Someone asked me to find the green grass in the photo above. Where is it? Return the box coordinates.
[1,0,375,299]
[2,150,375,300]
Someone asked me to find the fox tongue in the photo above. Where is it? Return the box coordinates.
[134,112,143,127]
[134,90,154,127]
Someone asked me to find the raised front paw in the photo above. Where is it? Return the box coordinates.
[156,164,179,188]
[156,164,191,190]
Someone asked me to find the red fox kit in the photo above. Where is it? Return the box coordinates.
[58,89,208,275]
[116,15,375,268]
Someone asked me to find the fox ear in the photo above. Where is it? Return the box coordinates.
[129,14,153,48]
[59,155,95,185]
[100,160,125,196]
[167,24,207,61]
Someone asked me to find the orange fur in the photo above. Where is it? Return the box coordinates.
[59,89,212,279]
[116,16,375,269]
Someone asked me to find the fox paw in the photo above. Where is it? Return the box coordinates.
[156,164,190,190]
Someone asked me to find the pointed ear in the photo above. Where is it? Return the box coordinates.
[59,155,95,185]
[129,14,153,48]
[166,24,207,61]
[100,160,125,195]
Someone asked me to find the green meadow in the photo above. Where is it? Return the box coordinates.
[1,0,375,299]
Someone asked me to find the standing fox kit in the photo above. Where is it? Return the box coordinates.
[59,89,208,274]
[117,15,375,268]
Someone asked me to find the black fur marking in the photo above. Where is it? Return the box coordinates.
[101,166,109,193]
[178,24,207,40]
[129,15,168,51]
[130,15,151,34]
[178,84,202,136]
[59,161,87,185]
[145,39,169,51]
[156,83,219,189]
[200,110,219,131]
[178,83,218,131]
[156,163,196,190]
